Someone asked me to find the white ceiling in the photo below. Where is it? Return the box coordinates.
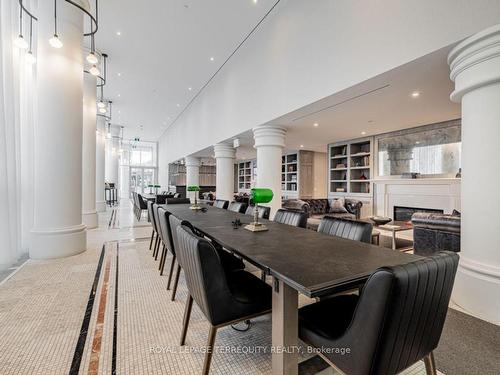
[190,45,461,161]
[95,0,277,141]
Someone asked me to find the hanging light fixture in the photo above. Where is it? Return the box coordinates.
[99,107,107,113]
[86,34,99,64]
[49,0,63,48]
[97,101,106,108]
[89,64,100,76]
[15,5,29,49]
[26,17,36,64]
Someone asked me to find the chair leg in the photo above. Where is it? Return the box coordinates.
[180,295,193,346]
[171,265,182,301]
[424,352,437,375]
[152,236,159,258]
[202,326,218,375]
[149,231,155,250]
[154,240,161,261]
[166,254,176,290]
[159,245,166,272]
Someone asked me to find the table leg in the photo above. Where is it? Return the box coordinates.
[272,278,299,375]
[392,230,397,250]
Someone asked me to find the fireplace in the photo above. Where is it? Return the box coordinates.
[393,206,443,222]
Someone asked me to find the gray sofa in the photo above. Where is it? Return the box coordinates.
[282,198,363,230]
[411,212,461,256]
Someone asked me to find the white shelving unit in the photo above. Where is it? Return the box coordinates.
[237,160,255,192]
[328,137,373,197]
[282,153,299,199]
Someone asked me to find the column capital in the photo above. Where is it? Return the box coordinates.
[213,143,236,159]
[253,125,286,148]
[448,24,500,102]
[184,155,201,167]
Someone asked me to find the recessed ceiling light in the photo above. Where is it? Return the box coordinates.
[253,0,258,3]
[188,87,192,91]
[116,31,121,36]
[300,144,304,148]
[411,91,421,98]
[210,57,214,61]
[361,131,366,135]
[117,72,121,76]
[313,123,319,127]
[117,94,121,97]
[176,103,180,107]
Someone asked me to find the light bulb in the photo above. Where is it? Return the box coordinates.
[15,35,29,49]
[49,34,63,48]
[26,51,36,64]
[99,107,107,114]
[86,52,98,64]
[97,101,106,108]
[89,65,100,76]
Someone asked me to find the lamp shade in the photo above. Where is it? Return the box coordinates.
[187,185,201,192]
[250,188,273,204]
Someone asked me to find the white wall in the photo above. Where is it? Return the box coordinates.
[158,0,500,170]
[313,152,327,198]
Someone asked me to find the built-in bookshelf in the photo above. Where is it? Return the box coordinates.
[282,151,314,200]
[238,160,255,192]
[328,137,373,196]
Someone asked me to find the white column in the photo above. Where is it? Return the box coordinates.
[82,73,98,228]
[448,24,500,325]
[253,125,286,218]
[185,156,200,202]
[213,143,236,201]
[31,0,88,259]
[105,126,120,191]
[95,116,106,212]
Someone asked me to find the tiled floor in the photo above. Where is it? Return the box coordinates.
[0,202,443,374]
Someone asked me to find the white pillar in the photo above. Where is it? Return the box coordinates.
[253,125,286,218]
[214,143,236,202]
[82,73,98,228]
[31,0,88,259]
[95,116,106,212]
[448,24,500,325]
[185,156,200,202]
[105,126,120,191]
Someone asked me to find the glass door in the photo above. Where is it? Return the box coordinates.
[129,167,156,196]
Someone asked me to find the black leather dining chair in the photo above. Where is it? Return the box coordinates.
[157,207,179,295]
[147,201,158,251]
[228,201,247,214]
[274,209,308,228]
[151,203,163,260]
[318,216,373,244]
[165,198,191,204]
[168,215,245,302]
[244,205,271,220]
[136,194,148,221]
[213,199,229,209]
[298,251,459,375]
[175,225,272,375]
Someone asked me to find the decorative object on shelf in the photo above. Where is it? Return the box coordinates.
[401,172,421,179]
[370,216,392,225]
[335,163,346,169]
[245,188,273,232]
[359,173,367,180]
[187,185,201,210]
[455,168,462,178]
[335,188,345,192]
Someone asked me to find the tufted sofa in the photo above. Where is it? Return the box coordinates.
[411,212,461,256]
[282,198,363,230]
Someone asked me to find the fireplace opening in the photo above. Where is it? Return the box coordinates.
[393,206,444,222]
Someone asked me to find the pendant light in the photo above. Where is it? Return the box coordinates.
[97,101,106,108]
[99,107,107,114]
[26,18,36,64]
[86,34,99,64]
[49,0,63,48]
[15,5,29,49]
[89,65,100,76]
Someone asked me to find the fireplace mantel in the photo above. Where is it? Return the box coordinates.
[373,178,461,219]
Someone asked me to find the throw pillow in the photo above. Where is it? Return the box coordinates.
[330,198,348,213]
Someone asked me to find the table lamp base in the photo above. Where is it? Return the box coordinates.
[245,222,268,232]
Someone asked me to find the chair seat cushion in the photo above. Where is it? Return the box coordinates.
[226,270,272,306]
[299,295,359,340]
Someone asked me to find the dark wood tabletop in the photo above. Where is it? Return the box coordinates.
[164,204,420,297]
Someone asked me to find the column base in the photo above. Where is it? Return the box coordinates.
[96,200,106,213]
[82,210,98,229]
[452,257,500,326]
[30,224,87,259]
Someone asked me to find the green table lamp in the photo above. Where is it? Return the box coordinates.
[245,188,273,232]
[187,185,201,210]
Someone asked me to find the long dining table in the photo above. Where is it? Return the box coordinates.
[164,204,420,375]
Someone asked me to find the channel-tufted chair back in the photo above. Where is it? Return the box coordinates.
[244,205,271,220]
[318,217,373,243]
[273,209,308,228]
[157,207,174,253]
[213,199,229,209]
[228,201,248,214]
